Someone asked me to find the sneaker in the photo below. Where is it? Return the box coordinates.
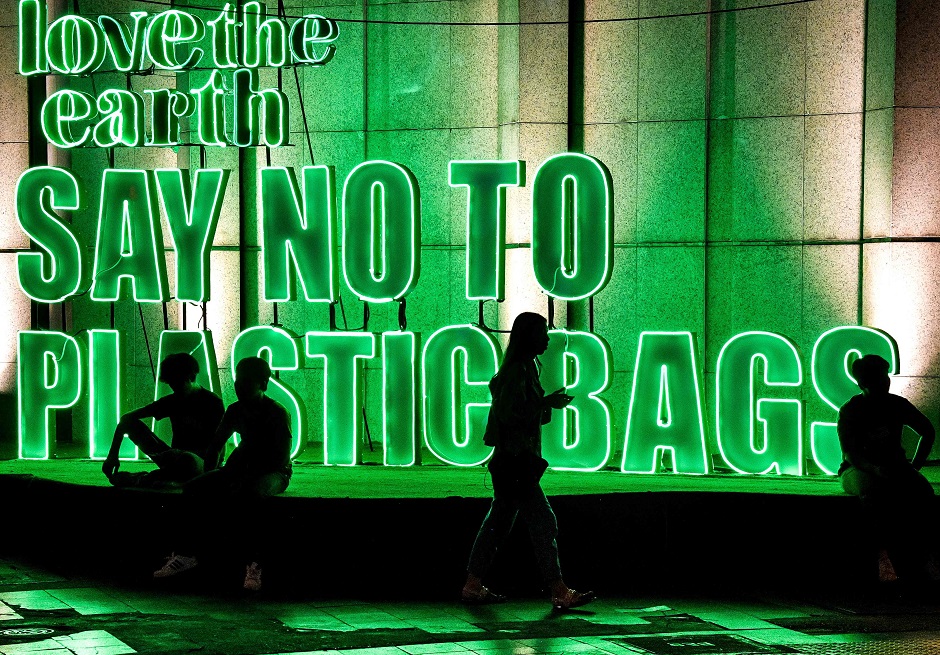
[244,562,262,591]
[153,553,198,578]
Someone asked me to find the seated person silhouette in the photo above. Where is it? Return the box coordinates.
[838,353,936,583]
[103,353,224,487]
[153,356,293,591]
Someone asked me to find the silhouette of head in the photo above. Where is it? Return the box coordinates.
[505,312,550,363]
[159,353,199,392]
[234,356,271,402]
[851,354,891,396]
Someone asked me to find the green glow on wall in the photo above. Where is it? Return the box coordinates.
[91,170,169,302]
[716,332,803,476]
[47,15,105,75]
[232,68,289,148]
[622,332,707,474]
[41,90,95,149]
[93,90,144,148]
[232,326,306,459]
[382,331,418,467]
[143,89,193,147]
[191,71,228,147]
[207,2,238,69]
[15,166,82,303]
[145,10,204,70]
[88,329,133,460]
[18,331,83,460]
[449,160,523,301]
[810,326,899,475]
[532,153,614,300]
[18,0,47,75]
[99,12,148,73]
[156,168,230,303]
[540,330,612,471]
[422,325,500,467]
[342,161,420,302]
[241,1,288,68]
[305,331,375,466]
[261,166,338,302]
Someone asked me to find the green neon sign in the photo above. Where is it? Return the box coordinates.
[15,166,82,303]
[90,170,169,303]
[449,160,523,301]
[305,331,376,466]
[261,166,338,303]
[342,161,421,302]
[156,168,230,303]
[383,331,419,466]
[232,68,290,147]
[532,153,614,300]
[94,89,144,148]
[715,332,803,476]
[88,329,132,460]
[241,1,288,68]
[232,327,306,459]
[422,325,500,467]
[41,89,95,149]
[622,332,708,474]
[18,331,83,460]
[99,12,148,73]
[47,14,106,75]
[810,326,899,475]
[18,0,47,75]
[540,330,613,471]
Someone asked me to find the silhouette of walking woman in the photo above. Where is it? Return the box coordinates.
[462,312,595,610]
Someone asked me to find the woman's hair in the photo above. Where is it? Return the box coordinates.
[499,312,547,372]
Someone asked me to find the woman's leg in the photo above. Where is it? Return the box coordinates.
[466,491,519,580]
[517,484,562,583]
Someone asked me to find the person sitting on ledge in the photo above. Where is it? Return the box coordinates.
[153,356,293,592]
[838,353,936,585]
[462,311,594,610]
[103,352,224,488]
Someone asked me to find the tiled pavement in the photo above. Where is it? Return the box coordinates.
[1,558,939,654]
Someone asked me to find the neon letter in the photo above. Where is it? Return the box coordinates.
[88,329,132,460]
[91,170,169,302]
[289,15,338,65]
[94,89,145,147]
[19,0,48,75]
[342,161,420,302]
[305,332,375,466]
[232,327,306,459]
[811,326,899,475]
[241,1,288,68]
[449,160,522,301]
[261,166,337,302]
[208,3,239,69]
[156,168,230,302]
[622,332,707,474]
[531,153,613,300]
[146,10,205,70]
[18,331,82,460]
[423,325,500,466]
[98,12,148,72]
[190,70,228,147]
[232,68,289,147]
[144,89,193,147]
[716,332,803,475]
[540,330,612,471]
[47,15,106,74]
[16,167,82,303]
[383,331,418,466]
[41,90,96,149]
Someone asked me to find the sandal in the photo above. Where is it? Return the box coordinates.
[552,588,595,610]
[461,585,507,604]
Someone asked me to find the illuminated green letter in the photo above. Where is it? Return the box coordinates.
[41,90,96,149]
[716,332,803,476]
[342,161,420,302]
[98,12,148,72]
[422,325,500,466]
[190,70,228,147]
[208,3,238,69]
[289,15,338,65]
[233,327,306,459]
[261,166,337,302]
[146,10,205,70]
[532,153,613,300]
[241,1,288,68]
[156,168,230,302]
[18,331,82,460]
[232,68,289,147]
[811,326,899,475]
[94,89,144,147]
[16,167,82,303]
[47,15,106,74]
[540,330,612,471]
[144,89,193,147]
[305,332,376,466]
[91,170,169,302]
[449,160,522,301]
[88,329,132,460]
[622,332,707,474]
[383,331,418,466]
[19,0,48,75]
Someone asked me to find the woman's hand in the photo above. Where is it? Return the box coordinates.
[544,388,574,409]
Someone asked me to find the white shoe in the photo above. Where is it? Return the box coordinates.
[153,553,198,578]
[244,562,262,591]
